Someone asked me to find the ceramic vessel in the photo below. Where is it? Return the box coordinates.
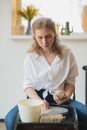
[26,20,31,35]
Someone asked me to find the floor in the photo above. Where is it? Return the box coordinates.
[0,122,6,130]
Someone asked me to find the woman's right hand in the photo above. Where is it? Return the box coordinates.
[42,99,49,109]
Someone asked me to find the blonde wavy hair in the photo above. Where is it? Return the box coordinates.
[27,17,64,59]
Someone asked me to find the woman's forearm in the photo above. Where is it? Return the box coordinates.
[24,87,42,100]
[24,87,49,109]
[64,83,75,98]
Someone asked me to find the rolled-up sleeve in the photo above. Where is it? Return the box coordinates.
[65,51,78,85]
[23,54,34,90]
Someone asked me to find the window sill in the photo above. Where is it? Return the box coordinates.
[10,35,32,40]
[10,33,87,40]
[59,33,87,40]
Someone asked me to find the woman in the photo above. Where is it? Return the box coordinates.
[5,17,87,130]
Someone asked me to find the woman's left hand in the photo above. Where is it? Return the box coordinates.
[53,93,69,104]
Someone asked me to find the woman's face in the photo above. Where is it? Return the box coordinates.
[34,28,55,52]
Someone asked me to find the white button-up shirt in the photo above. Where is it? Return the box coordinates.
[23,48,78,98]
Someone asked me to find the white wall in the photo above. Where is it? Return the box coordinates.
[0,0,87,119]
[0,0,31,118]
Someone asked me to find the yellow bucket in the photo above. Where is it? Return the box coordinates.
[18,99,43,122]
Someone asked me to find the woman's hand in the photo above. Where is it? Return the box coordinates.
[53,92,69,104]
[42,99,49,109]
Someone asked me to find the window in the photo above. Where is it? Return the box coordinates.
[12,0,86,35]
[21,0,84,33]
